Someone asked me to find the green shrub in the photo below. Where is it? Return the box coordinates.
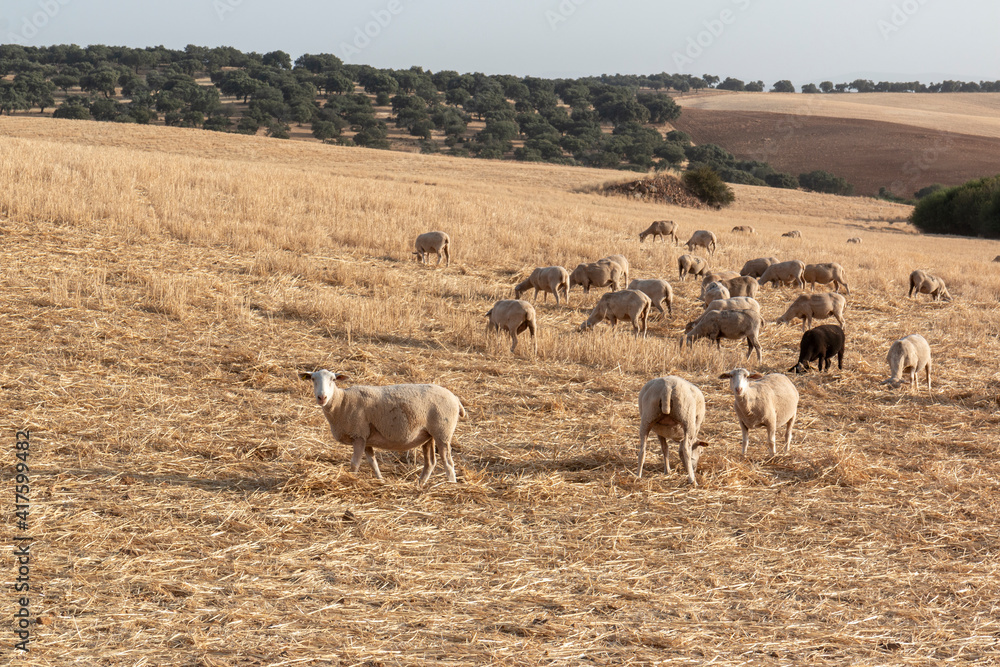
[683,166,735,207]
[765,172,799,189]
[799,170,854,195]
[910,175,1000,238]
[718,168,767,187]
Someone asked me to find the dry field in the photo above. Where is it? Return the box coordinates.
[2,117,1000,666]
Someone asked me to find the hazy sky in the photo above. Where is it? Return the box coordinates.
[2,0,998,85]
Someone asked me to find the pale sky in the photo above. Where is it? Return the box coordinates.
[2,0,998,86]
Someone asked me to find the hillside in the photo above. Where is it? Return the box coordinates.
[3,117,1000,665]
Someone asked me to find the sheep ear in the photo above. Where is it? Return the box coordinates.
[298,372,314,381]
[332,371,349,381]
[748,373,764,380]
[718,372,732,379]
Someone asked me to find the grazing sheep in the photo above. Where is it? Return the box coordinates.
[627,279,673,316]
[776,292,847,331]
[701,296,761,316]
[781,230,802,238]
[993,255,1000,262]
[413,231,451,267]
[731,225,756,234]
[639,220,679,244]
[514,266,570,305]
[718,368,799,457]
[789,324,845,373]
[569,262,622,293]
[803,262,851,295]
[580,289,651,337]
[685,230,718,255]
[908,270,952,302]
[678,254,710,281]
[637,376,709,485]
[701,270,740,287]
[300,369,465,485]
[759,259,806,288]
[881,334,932,392]
[681,309,763,362]
[721,275,760,299]
[740,256,779,279]
[485,299,537,353]
[847,237,862,244]
[598,254,630,286]
[702,281,731,307]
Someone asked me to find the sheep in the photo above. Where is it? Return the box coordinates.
[701,270,740,286]
[299,369,465,485]
[789,324,845,373]
[781,230,802,238]
[718,368,799,457]
[485,299,537,353]
[701,296,761,316]
[702,281,730,307]
[759,259,805,288]
[731,225,756,234]
[514,266,569,305]
[678,254,709,281]
[847,237,862,244]
[569,262,622,294]
[740,256,779,279]
[775,292,847,331]
[994,255,1000,263]
[908,270,952,302]
[627,278,673,316]
[413,231,451,267]
[637,376,709,485]
[598,254,630,286]
[881,334,932,392]
[685,229,718,255]
[639,220,679,244]
[580,289,651,338]
[803,262,851,295]
[680,309,763,362]
[721,275,760,299]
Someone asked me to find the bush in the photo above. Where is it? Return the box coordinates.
[765,172,799,189]
[799,170,854,195]
[683,166,735,207]
[910,175,1000,238]
[915,183,946,199]
[52,97,90,120]
[202,115,232,132]
[718,168,767,187]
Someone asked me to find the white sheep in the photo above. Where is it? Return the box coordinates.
[847,237,862,244]
[300,370,465,485]
[775,292,847,331]
[702,281,731,307]
[569,262,622,293]
[598,254,630,286]
[678,254,709,281]
[720,275,760,299]
[681,309,763,362]
[514,266,569,305]
[718,368,799,457]
[731,225,756,234]
[485,299,537,353]
[413,231,451,266]
[685,230,718,255]
[637,376,709,485]
[908,270,952,302]
[759,259,806,289]
[703,296,761,316]
[781,230,802,238]
[580,289,651,337]
[639,220,679,244]
[627,279,673,316]
[881,334,932,392]
[701,270,740,287]
[803,262,851,295]
[740,256,779,279]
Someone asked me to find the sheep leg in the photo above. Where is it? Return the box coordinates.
[365,446,383,479]
[438,439,457,483]
[443,245,450,267]
[783,416,795,453]
[418,437,437,485]
[740,423,750,456]
[657,435,672,474]
[837,348,844,370]
[680,437,697,486]
[350,442,366,473]
[926,361,932,392]
[507,325,518,353]
[637,424,650,478]
[766,423,778,458]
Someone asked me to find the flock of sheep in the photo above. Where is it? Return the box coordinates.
[301,221,950,487]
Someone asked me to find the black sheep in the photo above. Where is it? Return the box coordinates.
[789,324,845,373]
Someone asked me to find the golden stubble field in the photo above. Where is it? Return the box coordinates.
[1,116,1000,665]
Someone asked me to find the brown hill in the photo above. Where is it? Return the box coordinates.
[673,107,1000,197]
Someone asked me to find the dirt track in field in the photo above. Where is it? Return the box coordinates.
[673,108,1000,196]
